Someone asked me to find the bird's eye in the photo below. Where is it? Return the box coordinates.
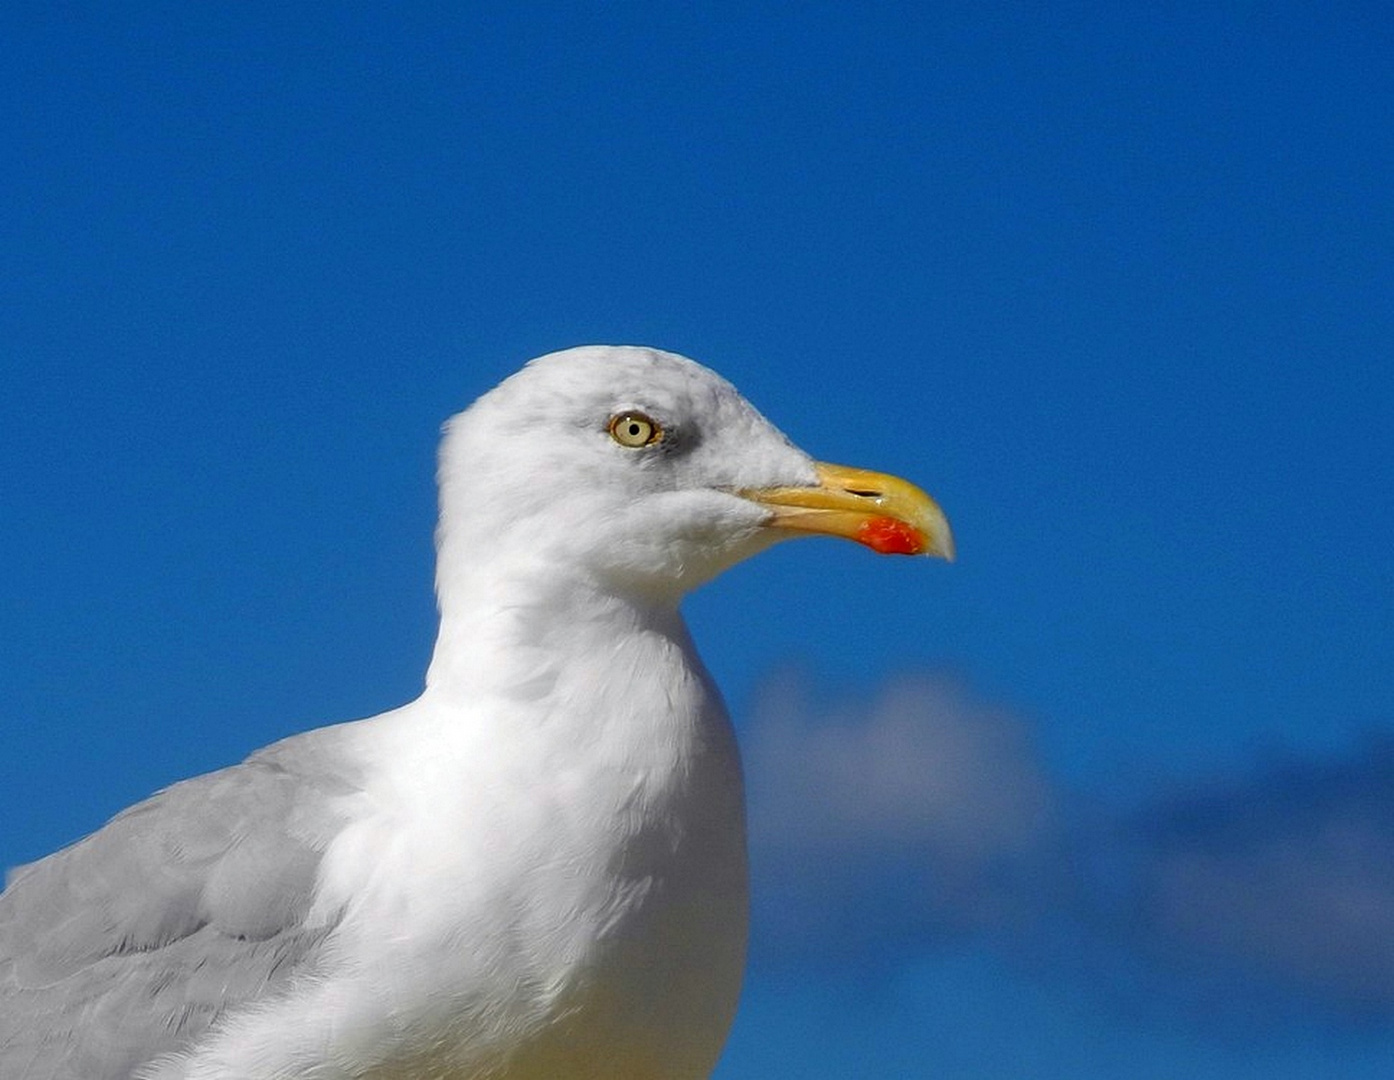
[608,411,662,448]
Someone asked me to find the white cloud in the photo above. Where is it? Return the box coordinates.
[740,667,1394,1024]
[743,672,1063,966]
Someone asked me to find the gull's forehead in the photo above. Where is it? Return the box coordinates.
[497,345,753,426]
[449,344,814,490]
[535,346,734,397]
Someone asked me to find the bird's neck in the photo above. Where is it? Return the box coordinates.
[413,558,729,809]
[424,558,688,699]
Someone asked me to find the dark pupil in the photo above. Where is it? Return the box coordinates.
[628,423,642,437]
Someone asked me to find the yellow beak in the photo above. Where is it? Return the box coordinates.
[741,462,955,559]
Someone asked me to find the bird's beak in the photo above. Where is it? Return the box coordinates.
[741,462,955,559]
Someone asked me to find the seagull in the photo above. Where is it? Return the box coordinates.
[0,346,953,1080]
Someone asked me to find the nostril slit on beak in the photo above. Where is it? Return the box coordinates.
[846,488,881,499]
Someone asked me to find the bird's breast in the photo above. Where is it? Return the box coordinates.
[312,625,750,1078]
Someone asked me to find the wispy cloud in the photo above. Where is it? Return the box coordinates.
[742,671,1394,1023]
[1118,739,1394,1017]
[744,672,1065,968]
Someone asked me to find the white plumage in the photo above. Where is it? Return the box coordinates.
[0,346,951,1079]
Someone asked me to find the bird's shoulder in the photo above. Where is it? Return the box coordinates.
[0,721,371,1079]
[1,722,366,982]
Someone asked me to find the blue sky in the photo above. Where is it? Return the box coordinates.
[2,4,1391,1076]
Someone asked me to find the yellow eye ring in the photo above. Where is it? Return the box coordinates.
[608,411,662,448]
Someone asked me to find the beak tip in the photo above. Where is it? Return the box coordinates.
[918,507,955,563]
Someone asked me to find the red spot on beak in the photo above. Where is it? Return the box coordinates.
[857,516,926,555]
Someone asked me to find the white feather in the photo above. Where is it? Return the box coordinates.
[150,346,817,1078]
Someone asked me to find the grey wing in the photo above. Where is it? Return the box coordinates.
[0,724,366,1080]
